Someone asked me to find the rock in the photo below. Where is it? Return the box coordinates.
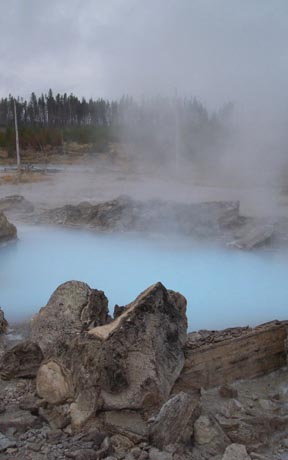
[66,437,113,460]
[194,415,219,445]
[0,310,7,335]
[113,305,126,319]
[39,196,241,240]
[65,448,99,459]
[0,340,43,379]
[0,432,16,452]
[258,399,278,411]
[219,385,238,399]
[249,454,269,460]
[149,448,173,460]
[19,396,39,415]
[26,442,41,452]
[69,390,98,429]
[110,434,134,455]
[0,408,41,434]
[0,195,34,214]
[39,404,70,430]
[0,212,16,244]
[72,429,107,448]
[36,282,187,424]
[103,411,147,441]
[222,444,251,460]
[31,281,110,357]
[36,360,73,405]
[87,282,187,412]
[282,438,288,448]
[228,222,273,250]
[130,447,142,459]
[149,392,200,449]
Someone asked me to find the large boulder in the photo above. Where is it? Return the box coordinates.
[31,281,110,357]
[0,211,17,244]
[36,282,187,430]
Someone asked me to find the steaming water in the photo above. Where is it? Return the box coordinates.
[1,225,288,331]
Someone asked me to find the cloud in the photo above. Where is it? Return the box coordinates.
[0,0,287,113]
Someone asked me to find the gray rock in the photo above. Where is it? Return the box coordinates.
[103,411,147,440]
[0,340,43,379]
[219,385,238,399]
[0,212,16,244]
[27,442,41,452]
[65,448,98,459]
[222,444,251,460]
[0,408,41,434]
[0,310,7,335]
[0,195,34,214]
[149,448,173,460]
[31,281,110,357]
[130,447,142,459]
[19,396,39,415]
[39,405,70,430]
[36,281,187,431]
[87,282,187,413]
[0,432,16,452]
[228,222,273,250]
[149,392,200,449]
[39,196,240,240]
[194,415,220,445]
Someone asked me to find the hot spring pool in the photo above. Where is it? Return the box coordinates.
[0,225,288,331]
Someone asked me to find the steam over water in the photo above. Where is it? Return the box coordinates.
[1,225,288,331]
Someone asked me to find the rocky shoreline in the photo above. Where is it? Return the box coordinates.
[0,282,287,459]
[0,193,282,250]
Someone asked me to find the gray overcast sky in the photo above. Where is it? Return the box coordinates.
[1,0,288,111]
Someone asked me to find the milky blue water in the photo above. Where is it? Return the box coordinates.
[0,225,288,331]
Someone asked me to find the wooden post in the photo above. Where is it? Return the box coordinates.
[13,99,21,174]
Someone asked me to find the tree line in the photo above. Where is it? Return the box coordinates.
[0,90,233,162]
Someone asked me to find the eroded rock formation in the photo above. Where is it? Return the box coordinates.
[38,195,241,239]
[35,282,187,431]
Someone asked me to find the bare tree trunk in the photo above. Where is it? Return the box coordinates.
[13,99,21,175]
[174,88,179,175]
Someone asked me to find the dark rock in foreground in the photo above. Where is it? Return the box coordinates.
[0,211,16,244]
[35,282,187,432]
